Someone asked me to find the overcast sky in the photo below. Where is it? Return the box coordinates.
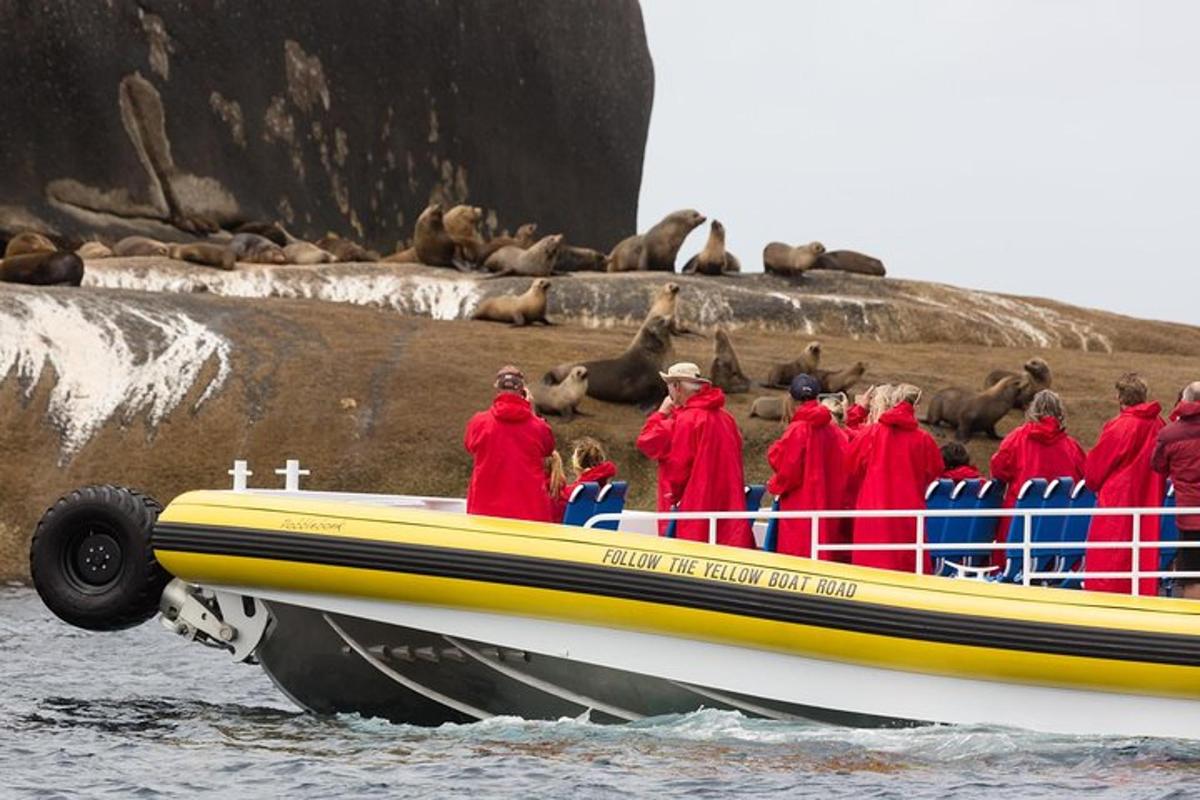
[638,1,1197,325]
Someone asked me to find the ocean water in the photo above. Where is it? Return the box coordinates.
[2,585,1197,799]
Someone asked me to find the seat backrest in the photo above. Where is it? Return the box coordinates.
[1007,478,1050,552]
[1060,480,1096,558]
[763,497,782,552]
[924,479,957,545]
[745,484,767,513]
[562,482,601,527]
[934,480,999,571]
[591,481,628,531]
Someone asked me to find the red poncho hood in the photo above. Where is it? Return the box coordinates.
[792,399,833,427]
[845,404,868,429]
[943,465,982,481]
[684,385,727,411]
[879,402,919,430]
[1122,401,1162,420]
[1027,416,1067,443]
[1170,401,1200,422]
[577,461,618,484]
[491,392,534,422]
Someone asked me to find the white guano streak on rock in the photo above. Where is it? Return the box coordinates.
[0,294,231,461]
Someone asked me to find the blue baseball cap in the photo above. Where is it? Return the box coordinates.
[789,374,822,401]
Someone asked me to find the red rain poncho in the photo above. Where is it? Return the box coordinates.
[1153,401,1200,531]
[636,411,676,534]
[847,402,944,572]
[464,393,556,522]
[560,461,619,504]
[1083,402,1166,595]
[942,465,983,482]
[989,416,1087,565]
[638,386,753,547]
[766,400,849,558]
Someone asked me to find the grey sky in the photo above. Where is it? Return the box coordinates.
[638,1,1197,325]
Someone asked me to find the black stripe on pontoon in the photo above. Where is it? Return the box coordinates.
[152,523,1200,667]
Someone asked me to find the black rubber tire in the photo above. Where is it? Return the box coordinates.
[29,485,169,631]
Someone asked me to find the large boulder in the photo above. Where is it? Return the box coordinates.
[0,0,653,251]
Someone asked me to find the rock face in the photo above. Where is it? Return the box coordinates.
[0,0,653,251]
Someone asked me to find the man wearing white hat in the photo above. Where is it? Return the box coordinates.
[636,362,753,547]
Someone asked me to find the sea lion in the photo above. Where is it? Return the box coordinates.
[478,223,538,263]
[395,204,467,269]
[984,358,1052,410]
[483,234,562,278]
[812,249,887,277]
[169,242,235,270]
[924,376,1023,441]
[763,241,825,277]
[710,327,751,394]
[233,221,288,246]
[230,232,287,264]
[113,236,170,257]
[5,232,57,257]
[607,209,706,272]
[548,315,675,406]
[531,365,588,421]
[76,241,114,259]
[444,204,486,263]
[0,251,84,286]
[748,395,795,424]
[764,342,822,388]
[643,281,699,338]
[555,245,608,272]
[815,361,868,394]
[471,278,552,326]
[315,233,378,263]
[681,220,741,276]
[283,241,337,265]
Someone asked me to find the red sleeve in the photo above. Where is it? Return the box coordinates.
[534,416,555,458]
[766,424,808,496]
[663,414,699,503]
[846,427,873,483]
[1151,434,1171,476]
[923,433,945,484]
[989,430,1020,483]
[1085,422,1121,492]
[464,412,488,455]
[636,411,675,461]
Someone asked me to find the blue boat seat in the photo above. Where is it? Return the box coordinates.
[923,479,956,575]
[745,484,767,512]
[1161,482,1179,594]
[938,479,1003,578]
[1056,480,1096,589]
[591,481,628,531]
[762,497,781,553]
[562,482,600,527]
[994,478,1050,583]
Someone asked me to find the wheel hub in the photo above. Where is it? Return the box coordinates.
[73,532,122,586]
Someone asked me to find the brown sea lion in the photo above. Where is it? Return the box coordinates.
[283,241,337,265]
[233,221,288,246]
[812,249,886,277]
[643,281,699,338]
[230,232,287,264]
[710,327,751,394]
[315,233,378,263]
[76,241,114,259]
[444,204,486,263]
[547,315,675,406]
[531,365,588,421]
[5,232,58,257]
[815,361,868,394]
[483,234,563,278]
[478,223,539,263]
[748,395,795,425]
[607,209,706,272]
[555,245,608,272]
[113,236,170,257]
[169,242,235,270]
[765,342,822,388]
[402,204,468,269]
[682,220,741,276]
[924,376,1023,441]
[1,251,84,286]
[763,241,825,277]
[984,358,1052,410]
[471,278,552,326]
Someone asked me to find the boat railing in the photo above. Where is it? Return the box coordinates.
[583,505,1200,597]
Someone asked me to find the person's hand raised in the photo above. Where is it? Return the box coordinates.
[658,395,674,415]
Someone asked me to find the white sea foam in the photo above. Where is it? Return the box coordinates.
[0,292,231,460]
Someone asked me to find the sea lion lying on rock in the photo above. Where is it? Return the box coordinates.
[763,241,825,278]
[471,278,553,326]
[230,233,287,264]
[748,395,794,424]
[484,234,562,278]
[984,358,1052,410]
[76,241,114,259]
[555,245,608,272]
[316,233,378,263]
[815,361,868,394]
[477,223,538,264]
[765,342,822,388]
[5,231,57,257]
[682,220,741,276]
[1,251,84,286]
[233,221,288,247]
[607,209,706,272]
[924,376,1023,441]
[113,236,170,257]
[531,365,588,421]
[547,315,675,406]
[710,327,751,393]
[812,249,886,277]
[169,242,235,270]
[283,241,337,264]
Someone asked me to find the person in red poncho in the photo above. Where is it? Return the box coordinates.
[847,384,944,572]
[464,365,556,522]
[1083,374,1166,596]
[1153,381,1200,598]
[560,436,618,507]
[766,374,848,559]
[989,390,1086,566]
[636,362,753,547]
[940,441,983,482]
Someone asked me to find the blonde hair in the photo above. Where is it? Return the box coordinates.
[1115,373,1149,407]
[1026,389,1065,422]
[570,437,608,474]
[545,451,566,496]
[1185,381,1200,403]
[867,384,895,424]
[892,383,922,407]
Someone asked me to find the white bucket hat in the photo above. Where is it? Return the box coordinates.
[659,362,710,384]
